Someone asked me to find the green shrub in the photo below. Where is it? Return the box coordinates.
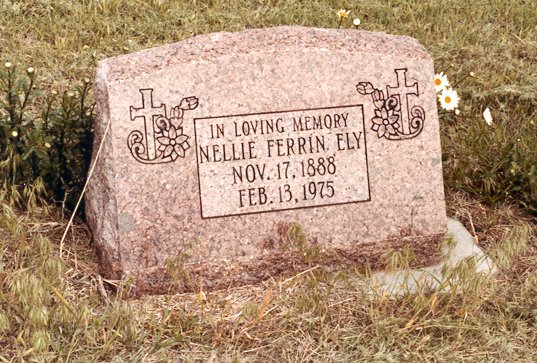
[441,93,537,216]
[0,63,93,211]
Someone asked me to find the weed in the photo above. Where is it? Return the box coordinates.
[278,222,322,264]
[0,65,93,211]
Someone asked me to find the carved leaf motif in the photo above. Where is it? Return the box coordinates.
[356,82,375,95]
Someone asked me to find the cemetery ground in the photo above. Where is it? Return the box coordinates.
[0,0,536,361]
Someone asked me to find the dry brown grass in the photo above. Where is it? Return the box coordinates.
[0,194,535,361]
[0,0,536,361]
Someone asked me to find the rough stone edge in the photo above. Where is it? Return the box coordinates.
[124,232,445,298]
[85,62,122,279]
[97,26,431,83]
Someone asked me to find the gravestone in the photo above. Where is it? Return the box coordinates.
[86,26,447,296]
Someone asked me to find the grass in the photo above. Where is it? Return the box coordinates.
[0,198,535,361]
[0,0,536,361]
[2,0,536,212]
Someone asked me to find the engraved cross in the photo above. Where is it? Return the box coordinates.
[386,69,418,135]
[130,89,166,160]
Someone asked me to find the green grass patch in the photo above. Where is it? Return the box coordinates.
[0,0,536,360]
[1,0,535,213]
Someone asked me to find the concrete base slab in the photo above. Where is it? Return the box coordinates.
[363,218,497,295]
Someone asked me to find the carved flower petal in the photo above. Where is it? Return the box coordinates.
[377,124,386,138]
[168,126,177,139]
[381,108,389,119]
[174,145,186,158]
[175,135,188,145]
[163,145,174,157]
[371,123,380,131]
[388,115,399,124]
[372,117,384,125]
[157,137,171,146]
[158,144,167,152]
[386,124,396,135]
[169,150,178,161]
[374,109,382,117]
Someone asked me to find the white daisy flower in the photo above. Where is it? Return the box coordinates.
[483,107,493,126]
[439,88,460,111]
[337,9,350,18]
[434,72,450,93]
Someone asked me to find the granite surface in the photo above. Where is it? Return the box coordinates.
[85,26,447,296]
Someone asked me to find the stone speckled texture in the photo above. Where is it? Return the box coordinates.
[86,26,447,296]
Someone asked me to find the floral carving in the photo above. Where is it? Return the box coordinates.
[356,69,425,140]
[371,104,400,139]
[156,122,189,161]
[128,89,198,164]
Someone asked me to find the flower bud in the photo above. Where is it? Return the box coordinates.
[83,77,90,84]
[4,62,12,69]
[67,91,75,98]
[45,142,52,148]
[11,130,18,137]
[27,67,35,74]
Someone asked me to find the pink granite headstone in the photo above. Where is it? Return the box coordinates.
[86,26,447,295]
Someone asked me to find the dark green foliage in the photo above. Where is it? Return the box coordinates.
[442,95,537,216]
[0,65,93,210]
